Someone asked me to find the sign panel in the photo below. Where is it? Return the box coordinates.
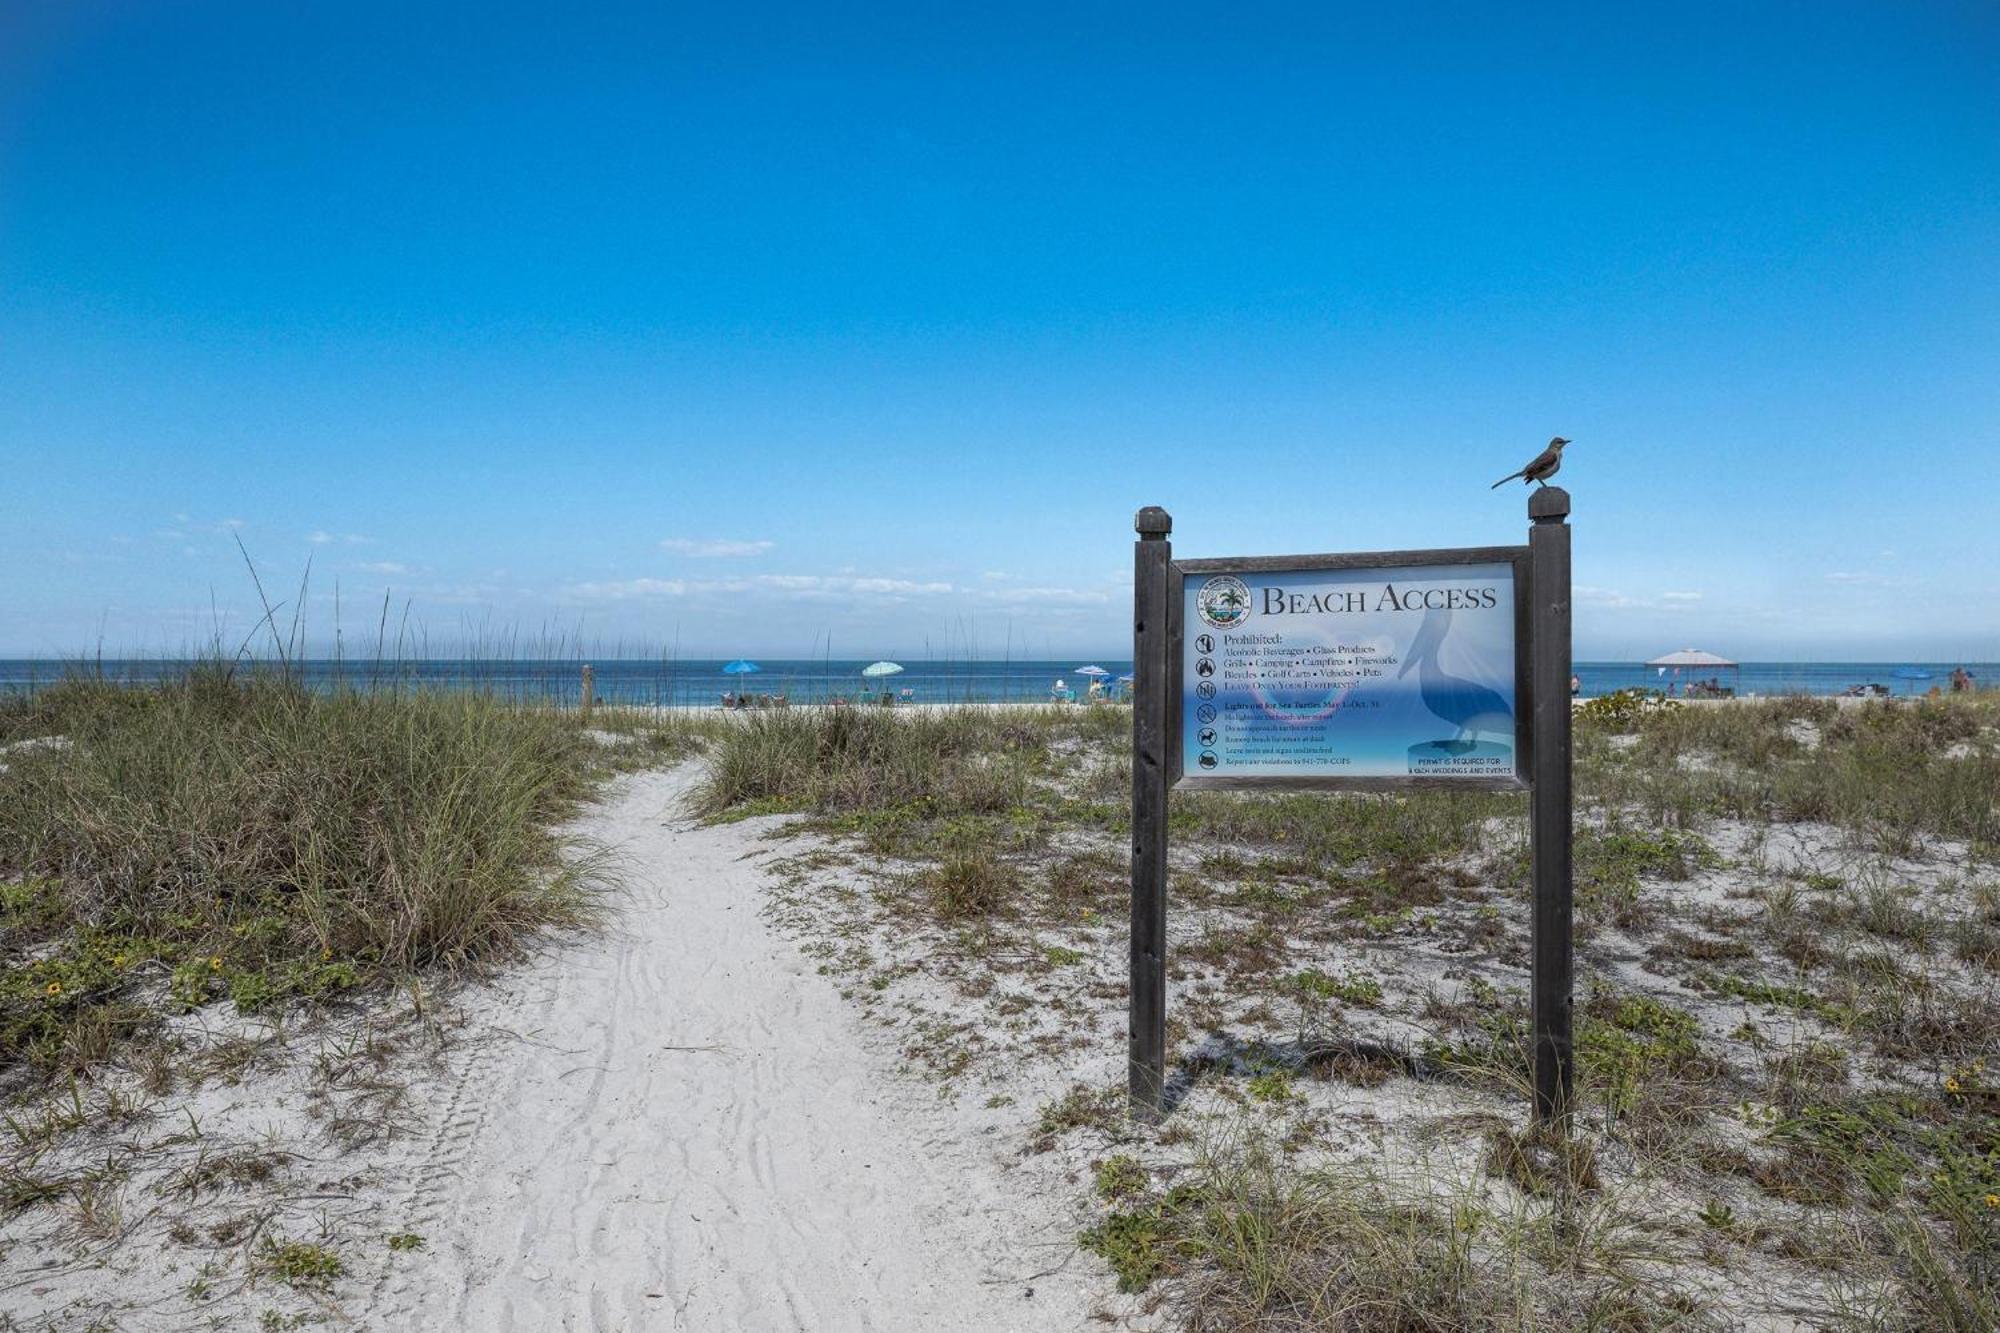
[1176,553,1526,787]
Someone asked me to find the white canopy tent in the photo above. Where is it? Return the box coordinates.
[1645,649,1737,669]
[1645,648,1739,696]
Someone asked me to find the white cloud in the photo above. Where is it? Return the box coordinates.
[1575,584,1645,610]
[978,585,1113,607]
[659,538,775,558]
[1577,585,1708,613]
[310,531,373,545]
[559,571,1123,627]
[353,561,416,576]
[564,572,953,603]
[565,578,692,600]
[762,575,952,597]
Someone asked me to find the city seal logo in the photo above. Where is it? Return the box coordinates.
[1196,575,1251,629]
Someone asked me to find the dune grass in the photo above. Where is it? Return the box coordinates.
[1579,693,2000,852]
[0,666,622,1085]
[711,693,2000,1328]
[691,702,1124,818]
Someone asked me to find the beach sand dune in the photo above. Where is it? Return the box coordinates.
[368,763,1087,1330]
[0,764,1091,1330]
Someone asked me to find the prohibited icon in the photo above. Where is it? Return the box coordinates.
[1196,680,1216,700]
[1194,633,1214,655]
[1198,726,1217,746]
[1197,751,1218,770]
[1195,703,1216,723]
[1196,658,1215,678]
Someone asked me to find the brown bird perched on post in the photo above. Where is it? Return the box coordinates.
[1492,437,1571,488]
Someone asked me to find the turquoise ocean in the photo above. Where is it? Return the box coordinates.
[0,659,1992,707]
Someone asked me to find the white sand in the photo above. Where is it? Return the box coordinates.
[2,765,1095,1330]
[372,764,1091,1329]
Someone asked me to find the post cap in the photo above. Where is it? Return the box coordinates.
[1135,506,1173,537]
[1528,486,1570,522]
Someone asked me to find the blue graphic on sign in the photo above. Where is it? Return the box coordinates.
[1180,563,1518,782]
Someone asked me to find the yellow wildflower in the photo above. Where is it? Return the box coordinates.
[321,948,332,962]
[44,981,62,997]
[1945,1077,1962,1094]
[208,955,223,972]
[112,953,127,967]
[1986,1193,1999,1210]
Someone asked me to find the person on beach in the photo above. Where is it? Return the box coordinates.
[1570,674,1581,696]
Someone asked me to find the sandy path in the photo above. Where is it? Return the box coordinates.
[369,764,1090,1331]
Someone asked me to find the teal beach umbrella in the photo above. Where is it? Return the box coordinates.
[861,661,903,699]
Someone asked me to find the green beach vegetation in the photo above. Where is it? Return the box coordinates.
[3,672,1994,1328]
[714,693,2000,1329]
[0,664,677,1089]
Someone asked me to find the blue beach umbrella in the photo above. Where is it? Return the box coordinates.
[721,659,761,694]
[1075,665,1110,678]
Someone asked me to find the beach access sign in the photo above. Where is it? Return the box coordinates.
[1174,553,1529,789]
[1129,502,1574,1128]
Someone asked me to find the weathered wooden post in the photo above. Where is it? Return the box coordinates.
[1130,506,1173,1120]
[1528,486,1574,1125]
[581,663,595,719]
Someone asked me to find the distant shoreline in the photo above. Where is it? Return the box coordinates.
[2,657,1992,706]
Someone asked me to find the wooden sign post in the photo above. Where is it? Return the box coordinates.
[1527,486,1573,1123]
[1128,490,1574,1126]
[1129,506,1174,1119]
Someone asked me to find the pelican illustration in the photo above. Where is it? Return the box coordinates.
[1397,607,1513,754]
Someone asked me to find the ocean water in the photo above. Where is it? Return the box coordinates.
[0,659,1992,706]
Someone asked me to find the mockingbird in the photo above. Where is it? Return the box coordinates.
[1492,437,1571,489]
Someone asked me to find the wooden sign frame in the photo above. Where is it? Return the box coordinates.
[1129,490,1574,1127]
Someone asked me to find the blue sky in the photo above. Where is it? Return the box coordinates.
[3,2,1996,660]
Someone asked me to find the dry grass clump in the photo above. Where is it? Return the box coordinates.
[1176,788,1520,871]
[692,705,1088,818]
[0,666,611,1082]
[1582,695,2000,850]
[1090,1133,1705,1331]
